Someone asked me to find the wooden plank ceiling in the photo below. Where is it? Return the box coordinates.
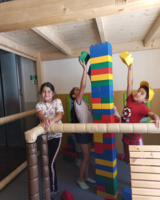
[1,0,160,60]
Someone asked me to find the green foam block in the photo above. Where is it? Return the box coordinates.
[91,80,113,87]
[101,97,114,103]
[93,115,102,120]
[91,62,112,70]
[79,51,90,64]
[96,175,118,195]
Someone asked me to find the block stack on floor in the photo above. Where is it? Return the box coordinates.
[62,136,76,162]
[90,42,118,199]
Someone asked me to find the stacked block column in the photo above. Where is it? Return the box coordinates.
[90,42,118,199]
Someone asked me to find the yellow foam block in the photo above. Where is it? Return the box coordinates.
[119,51,133,66]
[96,169,117,179]
[90,55,112,64]
[101,103,114,109]
[90,148,95,152]
[95,158,117,167]
[94,133,103,138]
[97,190,118,198]
[94,137,103,143]
[92,103,102,109]
[91,74,113,82]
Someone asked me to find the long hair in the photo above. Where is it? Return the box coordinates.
[71,105,79,123]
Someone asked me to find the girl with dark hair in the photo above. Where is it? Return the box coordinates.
[36,82,64,198]
[70,60,95,190]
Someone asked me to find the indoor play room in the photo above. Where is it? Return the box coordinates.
[0,1,160,200]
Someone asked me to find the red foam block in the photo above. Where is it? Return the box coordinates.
[103,133,115,138]
[62,190,74,200]
[96,185,106,192]
[92,98,101,103]
[67,145,74,148]
[105,197,116,200]
[102,115,115,123]
[62,147,68,154]
[103,143,116,150]
[95,147,104,154]
[91,68,113,75]
[67,152,76,160]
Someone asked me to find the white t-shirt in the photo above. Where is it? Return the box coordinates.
[36,98,64,140]
[74,99,93,123]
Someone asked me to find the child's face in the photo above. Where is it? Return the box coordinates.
[73,88,80,98]
[133,87,148,103]
[41,86,54,102]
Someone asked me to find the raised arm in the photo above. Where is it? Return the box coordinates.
[76,60,87,104]
[127,63,133,97]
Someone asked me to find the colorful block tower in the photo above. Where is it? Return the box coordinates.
[90,42,118,199]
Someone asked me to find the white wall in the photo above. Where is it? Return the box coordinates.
[42,49,160,94]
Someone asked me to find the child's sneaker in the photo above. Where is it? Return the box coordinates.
[76,158,81,167]
[77,179,89,189]
[84,178,96,184]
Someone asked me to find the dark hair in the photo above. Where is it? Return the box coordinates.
[39,82,55,94]
[70,87,76,101]
[71,105,79,123]
[139,86,149,99]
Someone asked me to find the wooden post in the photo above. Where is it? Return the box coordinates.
[26,142,39,200]
[41,134,51,200]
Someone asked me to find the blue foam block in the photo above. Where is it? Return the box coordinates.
[93,109,114,115]
[90,42,112,58]
[92,91,113,98]
[92,86,101,93]
[90,152,95,156]
[103,137,115,144]
[122,187,132,200]
[100,85,113,92]
[96,179,106,187]
[96,164,117,173]
[95,148,116,161]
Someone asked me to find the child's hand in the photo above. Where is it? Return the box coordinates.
[41,118,51,131]
[150,119,160,129]
[128,63,133,69]
[79,59,87,71]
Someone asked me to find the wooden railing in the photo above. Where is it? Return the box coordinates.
[0,109,36,191]
[24,122,160,200]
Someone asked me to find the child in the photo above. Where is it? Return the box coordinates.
[121,63,160,163]
[36,82,64,198]
[70,60,95,190]
[70,106,82,167]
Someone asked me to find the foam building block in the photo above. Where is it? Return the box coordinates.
[122,187,132,200]
[78,51,90,64]
[119,51,133,66]
[90,42,118,199]
[62,190,75,200]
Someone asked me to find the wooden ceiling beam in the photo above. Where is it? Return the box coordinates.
[0,34,37,60]
[40,39,160,61]
[0,0,160,32]
[144,15,160,47]
[32,27,71,56]
[95,17,106,43]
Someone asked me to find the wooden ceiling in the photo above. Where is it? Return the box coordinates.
[0,0,160,61]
